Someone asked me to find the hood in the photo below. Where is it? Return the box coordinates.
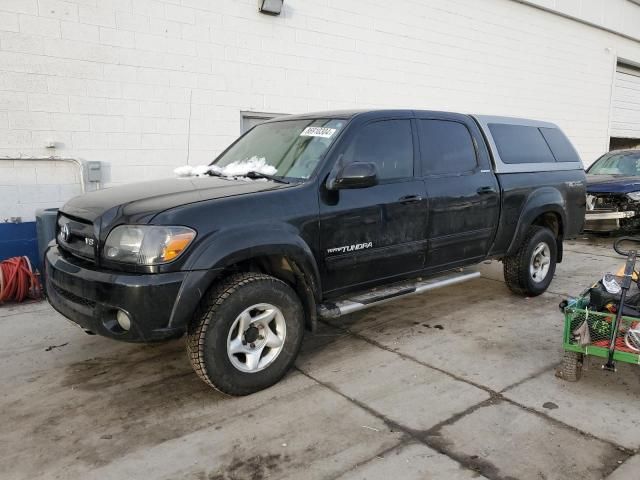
[61,176,291,224]
[586,174,640,195]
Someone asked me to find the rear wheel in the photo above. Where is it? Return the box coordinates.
[186,272,305,395]
[503,226,557,296]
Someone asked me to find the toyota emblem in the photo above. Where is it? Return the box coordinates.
[60,223,70,242]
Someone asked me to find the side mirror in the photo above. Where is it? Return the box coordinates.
[331,162,378,190]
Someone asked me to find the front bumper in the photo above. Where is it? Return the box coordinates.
[44,245,188,342]
[584,210,636,232]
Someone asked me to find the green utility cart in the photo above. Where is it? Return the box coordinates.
[561,295,640,381]
[561,236,640,382]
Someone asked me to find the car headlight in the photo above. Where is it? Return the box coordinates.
[628,192,640,201]
[103,225,196,265]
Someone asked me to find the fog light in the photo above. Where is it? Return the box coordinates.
[116,310,131,331]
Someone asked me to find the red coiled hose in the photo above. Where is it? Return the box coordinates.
[0,256,41,303]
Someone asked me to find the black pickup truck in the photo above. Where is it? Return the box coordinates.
[45,109,586,395]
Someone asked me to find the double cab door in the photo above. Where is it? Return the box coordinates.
[319,116,429,294]
[318,112,500,295]
[416,112,500,271]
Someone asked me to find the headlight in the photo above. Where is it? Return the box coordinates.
[103,225,196,265]
[628,192,640,201]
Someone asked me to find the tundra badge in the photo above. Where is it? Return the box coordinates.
[327,242,373,254]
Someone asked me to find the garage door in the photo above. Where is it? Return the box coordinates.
[611,64,640,139]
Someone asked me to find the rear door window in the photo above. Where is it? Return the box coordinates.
[342,119,414,180]
[419,120,477,175]
[489,124,556,164]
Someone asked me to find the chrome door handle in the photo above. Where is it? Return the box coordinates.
[399,195,423,204]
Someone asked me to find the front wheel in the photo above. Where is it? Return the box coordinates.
[186,272,305,396]
[503,226,557,297]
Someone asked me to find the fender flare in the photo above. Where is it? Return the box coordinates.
[506,187,567,258]
[173,223,322,331]
[188,225,320,294]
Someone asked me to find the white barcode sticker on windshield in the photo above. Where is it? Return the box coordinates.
[300,127,337,138]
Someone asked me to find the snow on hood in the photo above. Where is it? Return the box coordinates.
[174,157,277,179]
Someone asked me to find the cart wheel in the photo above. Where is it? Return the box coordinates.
[559,351,583,382]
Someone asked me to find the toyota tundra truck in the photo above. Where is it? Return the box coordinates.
[45,110,586,395]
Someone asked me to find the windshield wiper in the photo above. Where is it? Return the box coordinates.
[203,170,238,181]
[241,171,290,184]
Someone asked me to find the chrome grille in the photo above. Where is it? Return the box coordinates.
[57,214,96,261]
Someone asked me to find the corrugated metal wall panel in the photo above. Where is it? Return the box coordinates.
[611,65,640,138]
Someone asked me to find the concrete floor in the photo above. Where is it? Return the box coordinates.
[1,237,639,480]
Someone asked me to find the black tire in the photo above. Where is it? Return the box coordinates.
[559,351,583,382]
[503,225,557,297]
[186,272,304,396]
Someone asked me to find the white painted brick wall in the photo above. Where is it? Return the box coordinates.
[0,0,640,221]
[0,159,81,221]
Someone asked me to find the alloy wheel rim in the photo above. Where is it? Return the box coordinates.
[529,242,551,283]
[226,303,286,373]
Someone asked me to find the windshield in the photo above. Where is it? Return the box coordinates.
[212,118,347,180]
[588,152,640,176]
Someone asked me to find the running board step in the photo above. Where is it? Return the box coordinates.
[318,269,481,318]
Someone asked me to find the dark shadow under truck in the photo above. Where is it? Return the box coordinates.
[45,109,586,395]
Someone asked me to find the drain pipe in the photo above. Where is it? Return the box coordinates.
[0,156,88,193]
